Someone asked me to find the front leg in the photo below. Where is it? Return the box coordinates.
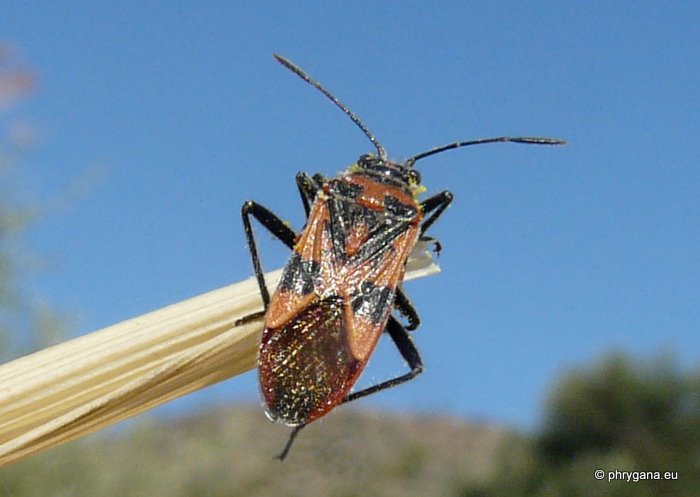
[241,200,297,309]
[295,172,322,217]
[420,191,454,236]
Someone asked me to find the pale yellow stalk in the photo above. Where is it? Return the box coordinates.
[0,244,437,466]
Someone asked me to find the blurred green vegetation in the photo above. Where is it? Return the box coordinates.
[1,354,697,496]
[0,406,503,497]
[466,353,700,497]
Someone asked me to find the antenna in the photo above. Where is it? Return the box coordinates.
[408,136,566,164]
[274,54,387,160]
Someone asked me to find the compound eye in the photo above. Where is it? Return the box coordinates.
[407,169,421,185]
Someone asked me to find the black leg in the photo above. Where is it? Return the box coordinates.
[275,317,423,461]
[418,235,443,257]
[241,200,297,309]
[388,193,451,332]
[343,316,423,404]
[276,425,304,461]
[420,191,454,236]
[394,287,420,331]
[295,172,322,217]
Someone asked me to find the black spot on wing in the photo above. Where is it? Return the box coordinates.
[350,281,394,324]
[278,253,320,295]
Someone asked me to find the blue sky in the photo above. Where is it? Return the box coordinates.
[2,1,698,429]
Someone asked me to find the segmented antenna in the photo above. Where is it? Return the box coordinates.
[408,136,566,164]
[274,54,387,160]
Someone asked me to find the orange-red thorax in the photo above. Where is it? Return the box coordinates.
[342,171,419,214]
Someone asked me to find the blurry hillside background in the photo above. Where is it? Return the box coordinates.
[1,3,699,496]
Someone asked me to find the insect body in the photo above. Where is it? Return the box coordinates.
[242,55,564,460]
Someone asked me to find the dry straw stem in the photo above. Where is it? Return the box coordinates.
[0,244,438,467]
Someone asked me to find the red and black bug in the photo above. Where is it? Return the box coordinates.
[242,54,564,459]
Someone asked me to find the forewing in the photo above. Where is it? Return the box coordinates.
[344,211,420,360]
[264,201,328,331]
[259,296,361,426]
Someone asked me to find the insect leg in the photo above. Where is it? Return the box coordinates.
[394,287,420,331]
[276,425,304,462]
[419,236,443,257]
[342,317,423,404]
[274,293,423,461]
[295,172,322,217]
[241,201,297,308]
[419,191,454,236]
